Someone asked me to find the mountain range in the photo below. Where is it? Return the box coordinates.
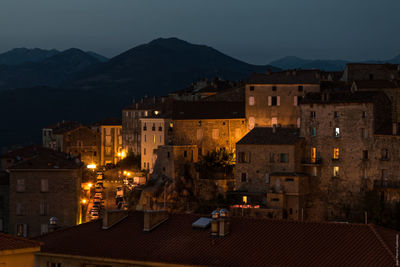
[0,38,278,152]
[269,55,400,71]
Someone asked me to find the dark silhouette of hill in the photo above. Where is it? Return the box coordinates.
[72,37,278,97]
[0,48,101,91]
[86,51,109,62]
[0,48,60,65]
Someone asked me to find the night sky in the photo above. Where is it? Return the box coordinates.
[1,0,399,64]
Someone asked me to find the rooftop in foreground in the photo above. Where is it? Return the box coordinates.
[34,211,397,267]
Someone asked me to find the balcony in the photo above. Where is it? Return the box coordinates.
[301,158,322,166]
[374,179,400,190]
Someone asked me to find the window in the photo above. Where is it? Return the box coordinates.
[249,117,255,130]
[297,118,301,128]
[159,135,162,143]
[361,128,368,139]
[144,134,147,142]
[362,111,366,118]
[268,96,280,106]
[333,148,339,160]
[363,150,368,160]
[143,123,147,131]
[158,126,162,131]
[241,173,247,182]
[310,111,316,118]
[272,198,280,202]
[333,166,339,177]
[369,73,374,80]
[238,152,250,163]
[310,127,316,137]
[265,173,270,184]
[249,96,255,106]
[41,179,49,192]
[167,151,170,158]
[212,129,219,139]
[293,96,298,106]
[184,151,187,158]
[280,153,288,163]
[153,134,156,143]
[334,127,340,137]
[334,111,339,118]
[272,86,277,91]
[152,123,156,131]
[249,86,254,91]
[47,263,62,267]
[271,117,278,126]
[143,148,146,155]
[363,168,368,179]
[144,111,148,117]
[197,129,203,140]
[298,85,303,92]
[17,179,25,192]
[40,224,48,235]
[16,224,27,237]
[269,152,275,163]
[381,149,389,160]
[40,200,48,216]
[311,147,317,163]
[105,136,111,146]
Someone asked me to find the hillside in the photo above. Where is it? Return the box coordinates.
[0,48,60,65]
[72,37,278,97]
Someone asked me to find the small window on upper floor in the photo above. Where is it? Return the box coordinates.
[241,173,247,182]
[272,86,277,91]
[310,111,316,118]
[249,86,254,91]
[334,127,340,137]
[334,111,339,118]
[381,149,389,160]
[363,150,369,160]
[298,85,303,92]
[362,111,366,119]
[369,73,374,80]
[310,127,317,137]
[280,153,288,163]
[249,96,255,106]
[17,179,25,192]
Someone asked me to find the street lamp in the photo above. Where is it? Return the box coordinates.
[87,164,96,169]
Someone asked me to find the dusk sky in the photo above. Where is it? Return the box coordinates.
[1,0,399,64]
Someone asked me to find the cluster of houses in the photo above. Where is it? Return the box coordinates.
[1,64,400,266]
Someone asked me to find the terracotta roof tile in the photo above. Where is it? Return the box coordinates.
[237,127,301,145]
[172,101,244,120]
[34,212,397,267]
[0,233,41,251]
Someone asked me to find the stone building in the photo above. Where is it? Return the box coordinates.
[171,101,248,156]
[342,63,400,83]
[8,148,82,238]
[92,118,123,166]
[245,70,321,129]
[0,171,9,233]
[300,91,393,221]
[234,127,308,220]
[0,233,41,267]
[60,126,99,166]
[42,121,80,152]
[140,116,172,172]
[122,97,169,156]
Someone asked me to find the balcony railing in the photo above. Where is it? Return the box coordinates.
[301,158,322,165]
[374,179,400,189]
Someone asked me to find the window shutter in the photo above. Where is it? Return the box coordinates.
[268,96,272,106]
[277,96,280,106]
[23,224,27,237]
[293,96,298,106]
[41,179,48,192]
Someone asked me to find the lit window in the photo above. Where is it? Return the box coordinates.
[242,196,247,203]
[333,166,339,177]
[271,117,278,126]
[143,148,146,155]
[333,148,339,160]
[249,96,255,106]
[311,147,317,163]
[153,134,156,143]
[334,127,340,137]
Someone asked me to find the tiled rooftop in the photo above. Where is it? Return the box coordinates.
[237,127,301,145]
[0,233,41,251]
[34,211,398,267]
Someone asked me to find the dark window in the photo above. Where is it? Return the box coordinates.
[249,86,254,91]
[152,123,155,131]
[167,152,170,158]
[297,96,303,106]
[311,127,317,137]
[310,111,316,118]
[272,86,277,91]
[272,198,280,202]
[369,73,374,80]
[93,151,97,156]
[269,153,275,163]
[184,151,187,158]
[241,173,247,182]
[362,111,366,118]
[238,152,250,163]
[143,124,147,131]
[334,111,339,118]
[363,150,368,160]
[285,178,294,182]
[271,96,277,106]
[158,126,162,131]
[298,85,303,92]
[280,153,288,163]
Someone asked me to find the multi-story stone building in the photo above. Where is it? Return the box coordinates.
[92,118,123,166]
[342,63,400,83]
[42,121,80,152]
[300,91,393,221]
[8,147,82,238]
[245,70,321,129]
[0,171,9,233]
[235,127,308,220]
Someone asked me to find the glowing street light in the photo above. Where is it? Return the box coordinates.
[87,183,92,188]
[81,199,87,204]
[87,164,96,169]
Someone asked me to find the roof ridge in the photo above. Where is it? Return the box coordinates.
[0,232,42,247]
[368,224,397,263]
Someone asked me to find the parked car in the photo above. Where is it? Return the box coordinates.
[93,197,102,204]
[94,192,102,199]
[96,171,103,180]
[116,186,124,198]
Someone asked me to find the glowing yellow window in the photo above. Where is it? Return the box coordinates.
[311,147,317,163]
[333,148,339,159]
[242,196,247,204]
[333,166,339,177]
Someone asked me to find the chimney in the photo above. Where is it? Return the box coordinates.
[210,209,230,237]
[393,123,397,135]
[48,217,60,232]
[143,210,168,232]
[102,210,129,230]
